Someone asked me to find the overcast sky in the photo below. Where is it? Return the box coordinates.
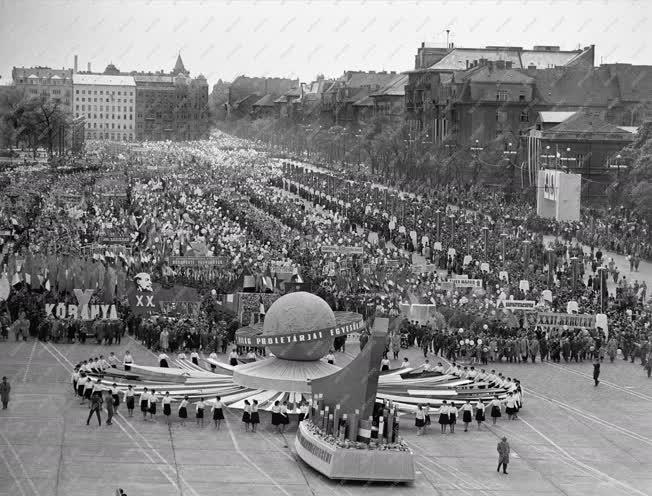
[1,0,649,87]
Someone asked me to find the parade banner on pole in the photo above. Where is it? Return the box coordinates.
[320,245,364,255]
[168,256,229,267]
[449,278,483,288]
[101,236,131,245]
[525,312,596,330]
[499,300,536,310]
[270,260,294,273]
[411,264,439,274]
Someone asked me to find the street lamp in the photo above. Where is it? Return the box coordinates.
[500,232,508,261]
[570,256,579,290]
[546,247,554,287]
[471,139,483,177]
[503,142,517,158]
[559,147,576,170]
[541,145,555,169]
[609,154,628,178]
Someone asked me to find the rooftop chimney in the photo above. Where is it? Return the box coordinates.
[74,55,78,74]
[87,62,91,73]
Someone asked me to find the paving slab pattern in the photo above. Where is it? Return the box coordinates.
[1,337,651,496]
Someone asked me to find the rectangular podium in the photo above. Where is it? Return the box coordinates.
[536,169,581,222]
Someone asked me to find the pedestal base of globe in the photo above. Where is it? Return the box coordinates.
[295,421,415,482]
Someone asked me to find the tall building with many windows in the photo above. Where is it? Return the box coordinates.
[133,55,210,141]
[72,74,136,141]
[11,66,73,112]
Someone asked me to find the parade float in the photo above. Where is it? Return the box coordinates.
[96,292,513,481]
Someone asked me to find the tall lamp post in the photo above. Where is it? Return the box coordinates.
[609,154,628,178]
[559,147,576,171]
[500,233,508,261]
[503,141,517,180]
[597,266,607,312]
[570,256,579,290]
[470,139,483,180]
[547,247,554,287]
[541,145,555,169]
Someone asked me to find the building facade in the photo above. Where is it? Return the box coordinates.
[134,56,209,141]
[526,111,636,200]
[72,74,136,141]
[405,44,596,144]
[321,71,399,126]
[12,66,73,112]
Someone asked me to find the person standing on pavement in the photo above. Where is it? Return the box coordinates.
[86,390,103,426]
[497,437,510,474]
[0,377,10,409]
[593,356,601,386]
[105,390,114,425]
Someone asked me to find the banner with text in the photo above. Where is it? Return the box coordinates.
[320,245,364,255]
[526,312,596,330]
[450,278,483,288]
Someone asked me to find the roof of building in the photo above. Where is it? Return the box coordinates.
[546,111,635,136]
[344,87,369,103]
[538,111,577,123]
[252,94,276,107]
[465,66,534,84]
[529,67,618,106]
[173,54,188,75]
[352,95,374,106]
[104,63,120,75]
[304,79,332,96]
[603,64,652,101]
[617,126,639,134]
[13,67,72,79]
[430,48,521,71]
[343,71,397,89]
[520,49,583,69]
[371,73,409,96]
[233,94,259,108]
[133,75,174,83]
[284,86,301,97]
[73,74,136,86]
[423,46,586,71]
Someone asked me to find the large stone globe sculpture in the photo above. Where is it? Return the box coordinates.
[263,292,336,361]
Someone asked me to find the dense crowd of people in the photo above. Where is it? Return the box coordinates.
[1,131,651,382]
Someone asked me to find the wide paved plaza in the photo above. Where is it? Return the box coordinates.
[1,336,651,496]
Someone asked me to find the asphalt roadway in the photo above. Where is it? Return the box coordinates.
[1,333,651,496]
